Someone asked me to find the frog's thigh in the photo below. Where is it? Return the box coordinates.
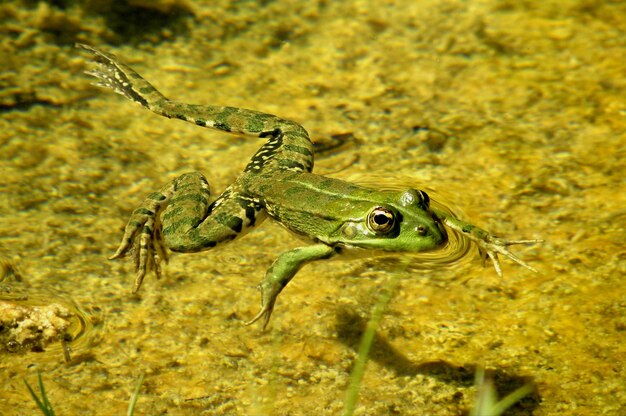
[161,173,263,252]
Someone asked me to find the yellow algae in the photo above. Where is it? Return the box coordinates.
[1,0,625,415]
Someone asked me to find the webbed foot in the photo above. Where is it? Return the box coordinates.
[476,236,544,277]
[109,188,173,293]
[440,215,543,276]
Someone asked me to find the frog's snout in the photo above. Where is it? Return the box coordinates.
[425,212,447,246]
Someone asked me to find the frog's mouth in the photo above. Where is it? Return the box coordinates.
[439,215,448,235]
[432,212,448,245]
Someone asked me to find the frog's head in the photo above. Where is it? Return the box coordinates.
[333,189,447,252]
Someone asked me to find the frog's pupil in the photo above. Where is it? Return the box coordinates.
[374,213,389,224]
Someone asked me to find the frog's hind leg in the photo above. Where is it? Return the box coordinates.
[77,43,167,109]
[161,177,266,255]
[78,44,315,174]
[111,172,265,292]
[109,178,180,293]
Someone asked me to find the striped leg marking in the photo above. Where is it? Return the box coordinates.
[110,172,266,292]
[110,181,177,293]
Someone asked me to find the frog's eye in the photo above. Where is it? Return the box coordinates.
[367,207,395,234]
[417,190,430,209]
[400,189,430,210]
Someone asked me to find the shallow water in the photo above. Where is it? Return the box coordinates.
[1,0,625,414]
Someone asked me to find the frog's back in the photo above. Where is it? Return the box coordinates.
[243,171,385,239]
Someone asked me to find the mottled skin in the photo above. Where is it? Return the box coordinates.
[77,44,541,329]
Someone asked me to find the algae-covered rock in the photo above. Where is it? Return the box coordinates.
[0,300,73,353]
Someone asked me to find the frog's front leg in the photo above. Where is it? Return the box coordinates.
[435,211,543,276]
[246,244,337,330]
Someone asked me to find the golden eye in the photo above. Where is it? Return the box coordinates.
[367,207,395,234]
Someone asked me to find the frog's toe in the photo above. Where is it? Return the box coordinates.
[502,238,545,246]
[245,303,274,330]
[130,246,162,293]
[132,268,147,294]
[502,250,538,273]
[109,241,130,260]
[484,238,543,276]
[487,251,504,277]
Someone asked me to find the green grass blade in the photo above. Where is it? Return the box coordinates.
[37,371,54,414]
[24,378,46,412]
[343,274,400,416]
[490,383,534,415]
[127,373,145,416]
[470,367,533,416]
[24,371,55,416]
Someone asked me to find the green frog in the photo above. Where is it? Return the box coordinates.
[78,44,541,329]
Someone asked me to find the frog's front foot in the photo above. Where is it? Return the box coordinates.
[243,244,336,330]
[439,215,543,276]
[244,281,280,330]
[476,235,543,277]
[109,190,172,293]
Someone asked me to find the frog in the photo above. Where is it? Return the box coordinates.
[77,44,542,329]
